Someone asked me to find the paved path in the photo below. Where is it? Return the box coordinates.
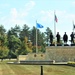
[54,62,67,65]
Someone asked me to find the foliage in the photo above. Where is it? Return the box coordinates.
[44,27,52,45]
[7,35,21,58]
[30,26,36,46]
[0,46,9,59]
[7,25,20,37]
[0,24,53,58]
[67,61,75,67]
[67,61,75,64]
[0,25,9,59]
[17,37,32,55]
[19,24,30,41]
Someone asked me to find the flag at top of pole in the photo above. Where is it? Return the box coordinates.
[55,14,58,22]
[36,22,44,28]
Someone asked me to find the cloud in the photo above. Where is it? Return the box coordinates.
[38,10,70,24]
[72,1,75,4]
[9,1,35,24]
[40,10,53,22]
[16,1,35,18]
[0,1,36,30]
[38,10,67,23]
[39,10,75,24]
[20,1,35,17]
[10,8,18,19]
[71,1,75,7]
[25,1,35,11]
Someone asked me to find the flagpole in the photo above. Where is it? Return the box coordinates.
[73,21,74,32]
[36,20,38,53]
[54,11,56,46]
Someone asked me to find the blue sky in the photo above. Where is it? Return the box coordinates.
[0,0,75,41]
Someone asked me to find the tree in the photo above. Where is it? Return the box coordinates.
[44,27,52,46]
[19,24,30,41]
[30,26,36,46]
[0,25,9,61]
[0,25,6,35]
[7,35,21,58]
[7,25,20,37]
[17,37,32,55]
[0,46,9,61]
[30,26,46,53]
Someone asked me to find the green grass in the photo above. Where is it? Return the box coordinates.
[0,60,75,75]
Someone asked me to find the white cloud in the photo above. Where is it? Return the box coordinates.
[0,1,36,30]
[72,1,75,4]
[71,1,75,7]
[10,8,18,19]
[39,10,53,22]
[17,1,35,18]
[39,10,72,24]
[20,1,35,17]
[39,10,75,24]
[25,1,35,11]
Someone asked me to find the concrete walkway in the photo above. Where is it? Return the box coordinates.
[54,62,67,65]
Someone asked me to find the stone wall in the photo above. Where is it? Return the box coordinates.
[18,53,46,61]
[18,55,28,61]
[27,53,46,61]
[46,46,75,62]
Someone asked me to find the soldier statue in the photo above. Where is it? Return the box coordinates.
[49,32,53,45]
[56,32,60,44]
[70,32,74,44]
[63,32,68,44]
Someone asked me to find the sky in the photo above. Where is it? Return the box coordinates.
[0,0,75,42]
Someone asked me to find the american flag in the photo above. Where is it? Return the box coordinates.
[55,15,58,22]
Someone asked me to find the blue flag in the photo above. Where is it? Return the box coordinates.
[36,23,44,28]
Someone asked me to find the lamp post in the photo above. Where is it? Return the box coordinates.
[40,66,43,75]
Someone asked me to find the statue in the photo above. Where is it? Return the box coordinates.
[63,32,68,44]
[56,32,60,44]
[70,32,74,44]
[49,32,53,45]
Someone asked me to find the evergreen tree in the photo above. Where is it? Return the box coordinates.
[44,27,52,45]
[0,25,9,61]
[19,24,30,41]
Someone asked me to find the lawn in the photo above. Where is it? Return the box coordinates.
[0,60,75,75]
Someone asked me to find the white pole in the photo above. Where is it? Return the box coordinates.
[54,11,56,46]
[36,21,38,53]
[73,21,74,32]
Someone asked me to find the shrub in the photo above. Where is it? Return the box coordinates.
[67,61,75,67]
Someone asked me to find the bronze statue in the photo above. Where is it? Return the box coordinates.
[56,32,60,44]
[49,32,53,44]
[70,32,74,44]
[63,32,68,44]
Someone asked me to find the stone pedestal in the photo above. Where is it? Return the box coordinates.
[46,46,75,62]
